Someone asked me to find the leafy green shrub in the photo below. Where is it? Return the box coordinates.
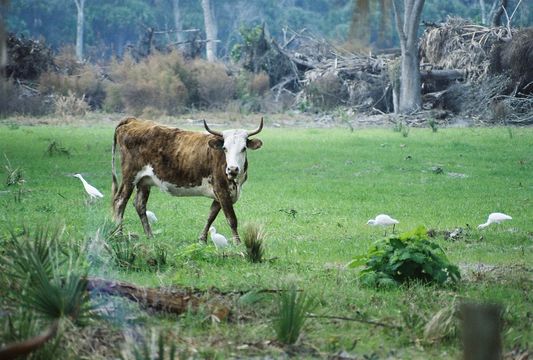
[348,226,461,287]
[273,284,316,345]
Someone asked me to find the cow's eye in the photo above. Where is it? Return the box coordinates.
[222,146,227,152]
[241,147,246,152]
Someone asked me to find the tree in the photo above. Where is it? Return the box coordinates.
[349,0,370,47]
[0,0,7,69]
[200,0,217,61]
[171,0,186,46]
[392,0,425,113]
[492,0,508,26]
[74,0,85,61]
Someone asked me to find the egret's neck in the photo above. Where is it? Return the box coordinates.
[478,222,489,229]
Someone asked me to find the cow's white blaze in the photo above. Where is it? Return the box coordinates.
[133,165,216,199]
[221,129,248,180]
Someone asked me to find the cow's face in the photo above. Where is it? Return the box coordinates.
[205,118,264,180]
[209,130,262,180]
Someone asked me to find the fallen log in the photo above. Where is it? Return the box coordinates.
[86,277,201,315]
[421,69,467,81]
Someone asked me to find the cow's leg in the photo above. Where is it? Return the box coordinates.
[134,185,153,237]
[113,179,134,228]
[217,193,240,244]
[199,200,221,243]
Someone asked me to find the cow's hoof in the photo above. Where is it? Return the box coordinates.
[198,235,207,243]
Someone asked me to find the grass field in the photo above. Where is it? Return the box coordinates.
[1,121,532,359]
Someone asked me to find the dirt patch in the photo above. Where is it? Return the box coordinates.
[459,263,533,283]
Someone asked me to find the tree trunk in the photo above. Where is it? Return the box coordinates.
[492,0,508,27]
[479,0,487,25]
[201,0,217,61]
[171,0,186,50]
[74,0,85,61]
[392,0,425,113]
[0,0,7,69]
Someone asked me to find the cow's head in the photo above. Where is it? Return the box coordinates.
[205,118,263,180]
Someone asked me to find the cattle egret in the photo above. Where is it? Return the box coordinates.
[146,210,158,223]
[209,226,228,253]
[73,174,103,199]
[478,212,512,229]
[367,214,399,235]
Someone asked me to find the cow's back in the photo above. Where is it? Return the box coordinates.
[115,118,222,187]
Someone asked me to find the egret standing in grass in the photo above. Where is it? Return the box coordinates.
[367,214,399,235]
[146,210,158,224]
[209,226,228,255]
[478,212,512,229]
[73,173,103,200]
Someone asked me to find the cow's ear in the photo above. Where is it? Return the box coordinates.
[247,138,263,150]
[208,138,224,150]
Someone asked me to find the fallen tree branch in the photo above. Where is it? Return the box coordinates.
[0,320,59,360]
[307,313,402,330]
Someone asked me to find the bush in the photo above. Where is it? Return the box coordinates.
[243,223,265,263]
[39,62,105,109]
[0,78,52,117]
[105,52,189,115]
[186,59,236,108]
[53,91,90,118]
[348,226,461,287]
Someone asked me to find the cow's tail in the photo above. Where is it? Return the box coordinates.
[111,125,119,203]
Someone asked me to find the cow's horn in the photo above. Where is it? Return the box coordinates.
[247,117,264,137]
[203,120,223,137]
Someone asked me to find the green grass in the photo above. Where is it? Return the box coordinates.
[1,123,533,358]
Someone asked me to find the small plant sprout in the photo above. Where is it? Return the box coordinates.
[477,212,512,229]
[4,153,24,187]
[428,117,438,132]
[243,223,265,263]
[273,284,316,345]
[367,214,399,235]
[73,173,103,200]
[209,226,228,253]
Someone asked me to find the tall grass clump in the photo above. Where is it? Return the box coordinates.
[243,223,265,263]
[273,284,316,345]
[120,330,177,360]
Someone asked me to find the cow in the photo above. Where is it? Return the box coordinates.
[111,117,263,243]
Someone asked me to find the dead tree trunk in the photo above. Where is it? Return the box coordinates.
[201,0,217,61]
[492,0,508,27]
[392,0,425,113]
[74,0,85,61]
[0,0,7,69]
[460,303,503,360]
[171,0,186,50]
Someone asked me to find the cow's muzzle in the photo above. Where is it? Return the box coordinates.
[226,166,240,180]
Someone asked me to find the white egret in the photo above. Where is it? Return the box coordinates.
[367,214,399,235]
[73,174,103,199]
[209,226,228,253]
[478,212,512,229]
[146,210,158,223]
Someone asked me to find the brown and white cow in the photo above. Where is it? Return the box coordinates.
[111,117,263,243]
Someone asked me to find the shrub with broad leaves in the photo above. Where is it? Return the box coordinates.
[348,226,461,287]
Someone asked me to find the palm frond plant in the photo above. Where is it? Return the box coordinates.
[273,284,316,345]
